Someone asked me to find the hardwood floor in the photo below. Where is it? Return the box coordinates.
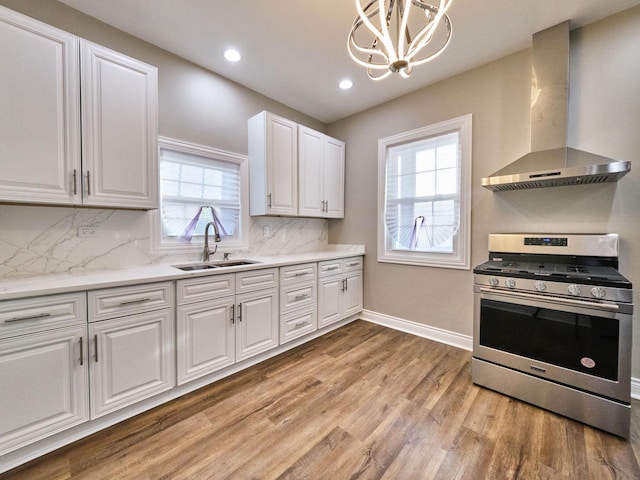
[3,320,640,479]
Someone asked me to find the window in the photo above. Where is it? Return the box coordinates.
[153,137,248,252]
[378,115,471,269]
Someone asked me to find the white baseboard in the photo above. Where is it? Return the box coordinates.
[360,309,640,401]
[360,309,472,351]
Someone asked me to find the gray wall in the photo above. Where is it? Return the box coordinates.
[327,7,640,376]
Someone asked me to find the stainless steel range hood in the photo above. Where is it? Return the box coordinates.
[481,21,630,192]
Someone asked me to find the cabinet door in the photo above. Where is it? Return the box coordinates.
[177,297,235,385]
[0,325,88,455]
[89,309,174,418]
[324,137,345,218]
[343,271,363,317]
[298,126,325,217]
[318,275,343,328]
[0,7,80,205]
[235,288,278,362]
[80,40,158,209]
[266,114,297,215]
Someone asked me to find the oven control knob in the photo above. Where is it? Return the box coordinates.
[505,279,516,288]
[488,278,499,286]
[590,287,606,299]
[568,284,581,296]
[534,281,547,292]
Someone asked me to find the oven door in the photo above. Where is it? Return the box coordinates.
[473,285,632,403]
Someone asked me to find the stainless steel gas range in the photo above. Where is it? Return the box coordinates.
[472,233,634,437]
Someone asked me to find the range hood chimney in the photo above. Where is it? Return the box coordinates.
[481,21,630,192]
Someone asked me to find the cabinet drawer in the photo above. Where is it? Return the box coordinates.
[236,268,278,294]
[342,256,363,272]
[280,280,317,314]
[318,259,343,277]
[280,263,317,285]
[88,282,173,322]
[0,293,86,339]
[280,308,317,344]
[177,274,235,305]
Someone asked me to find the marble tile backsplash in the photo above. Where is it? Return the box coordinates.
[0,205,329,278]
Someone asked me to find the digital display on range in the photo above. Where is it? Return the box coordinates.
[524,237,568,247]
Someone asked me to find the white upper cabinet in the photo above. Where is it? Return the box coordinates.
[0,6,158,210]
[298,126,345,218]
[0,6,80,205]
[80,40,158,209]
[248,111,298,216]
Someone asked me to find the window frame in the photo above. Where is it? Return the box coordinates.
[151,136,249,254]
[377,114,472,269]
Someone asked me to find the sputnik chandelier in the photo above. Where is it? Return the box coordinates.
[347,0,453,80]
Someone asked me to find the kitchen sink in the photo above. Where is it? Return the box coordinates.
[172,259,259,271]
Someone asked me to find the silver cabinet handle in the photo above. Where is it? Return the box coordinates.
[79,337,84,366]
[294,321,310,329]
[119,297,151,306]
[73,169,78,195]
[327,265,339,271]
[231,304,235,324]
[267,193,272,207]
[6,312,51,323]
[94,335,99,362]
[344,278,348,291]
[86,171,91,196]
[294,293,309,301]
[294,272,308,277]
[238,303,242,322]
[324,200,328,212]
[347,262,360,267]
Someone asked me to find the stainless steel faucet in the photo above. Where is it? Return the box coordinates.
[203,221,221,262]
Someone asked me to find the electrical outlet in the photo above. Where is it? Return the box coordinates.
[78,226,98,238]
[263,225,271,237]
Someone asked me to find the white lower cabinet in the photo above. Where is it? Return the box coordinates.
[87,282,174,418]
[318,257,363,328]
[177,296,235,385]
[235,288,278,362]
[279,263,318,344]
[176,269,279,385]
[88,309,174,418]
[0,293,89,456]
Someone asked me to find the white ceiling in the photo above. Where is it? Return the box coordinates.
[58,0,640,123]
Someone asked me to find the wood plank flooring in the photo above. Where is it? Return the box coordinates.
[2,320,640,479]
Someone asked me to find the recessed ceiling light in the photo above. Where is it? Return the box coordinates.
[338,79,353,90]
[223,48,241,62]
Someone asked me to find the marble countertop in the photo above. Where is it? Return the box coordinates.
[0,246,365,301]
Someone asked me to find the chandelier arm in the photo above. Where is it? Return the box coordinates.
[398,0,412,61]
[376,0,400,62]
[348,32,392,68]
[405,5,450,60]
[353,0,398,64]
[406,0,452,56]
[408,15,452,65]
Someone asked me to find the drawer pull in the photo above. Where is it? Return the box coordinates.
[294,321,310,329]
[347,262,360,267]
[231,304,235,324]
[294,294,309,301]
[294,272,308,277]
[238,303,242,322]
[94,335,99,363]
[118,297,151,306]
[326,266,339,271]
[6,312,51,323]
[79,337,84,366]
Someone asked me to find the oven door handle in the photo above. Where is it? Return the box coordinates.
[478,287,620,312]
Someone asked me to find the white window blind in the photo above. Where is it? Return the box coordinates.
[385,131,460,253]
[160,148,240,239]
